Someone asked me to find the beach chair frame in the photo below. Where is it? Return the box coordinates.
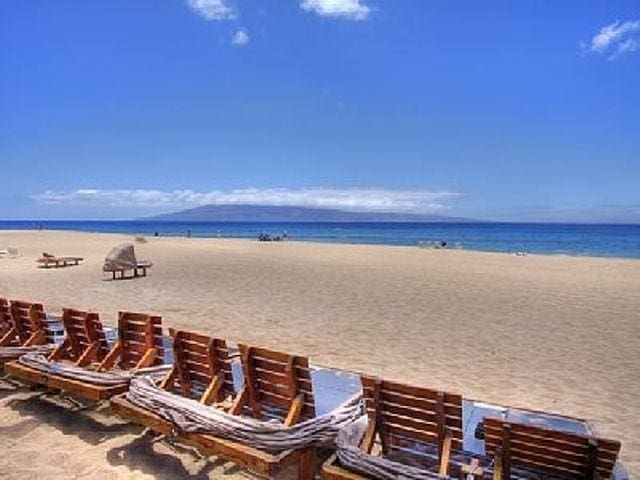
[111,339,316,479]
[484,417,621,480]
[322,376,469,479]
[6,311,164,401]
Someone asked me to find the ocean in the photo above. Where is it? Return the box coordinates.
[1,220,639,259]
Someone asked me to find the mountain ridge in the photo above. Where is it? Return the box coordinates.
[140,204,473,223]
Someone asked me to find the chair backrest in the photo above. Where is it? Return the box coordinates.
[9,300,50,345]
[238,344,315,422]
[117,311,164,369]
[168,329,235,402]
[361,376,463,457]
[61,308,109,362]
[484,418,621,479]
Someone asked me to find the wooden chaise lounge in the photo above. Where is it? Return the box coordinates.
[0,300,51,369]
[37,252,83,268]
[111,337,317,479]
[322,376,472,479]
[6,311,165,401]
[484,417,621,480]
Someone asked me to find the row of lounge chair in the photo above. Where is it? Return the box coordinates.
[0,298,623,480]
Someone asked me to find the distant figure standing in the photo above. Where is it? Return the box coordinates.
[154,231,159,237]
[187,229,192,238]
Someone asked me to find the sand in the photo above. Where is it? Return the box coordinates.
[0,230,638,478]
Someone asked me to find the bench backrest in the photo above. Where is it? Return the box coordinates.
[9,300,49,345]
[484,417,621,479]
[61,308,109,362]
[238,344,315,422]
[117,311,164,369]
[361,376,463,457]
[168,329,235,402]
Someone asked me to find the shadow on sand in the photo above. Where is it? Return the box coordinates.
[106,431,247,479]
[4,389,143,445]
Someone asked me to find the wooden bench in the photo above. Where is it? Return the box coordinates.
[6,311,165,401]
[323,376,472,479]
[104,261,153,280]
[112,338,316,479]
[484,417,621,480]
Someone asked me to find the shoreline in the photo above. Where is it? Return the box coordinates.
[2,228,640,262]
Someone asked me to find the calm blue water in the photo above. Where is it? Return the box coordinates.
[1,220,639,259]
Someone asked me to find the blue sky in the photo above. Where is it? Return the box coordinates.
[1,0,639,222]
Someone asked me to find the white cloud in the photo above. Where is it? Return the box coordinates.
[300,0,371,21]
[232,28,250,46]
[186,0,237,21]
[584,19,640,60]
[32,188,463,213]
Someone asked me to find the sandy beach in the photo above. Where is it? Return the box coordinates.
[0,230,638,478]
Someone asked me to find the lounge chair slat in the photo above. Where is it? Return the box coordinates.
[255,378,312,398]
[362,376,462,405]
[484,426,619,463]
[369,391,462,417]
[484,419,620,453]
[365,397,462,421]
[254,370,313,393]
[374,410,463,435]
[250,358,312,380]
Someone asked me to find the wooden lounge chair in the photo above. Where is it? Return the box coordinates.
[113,328,235,407]
[160,329,236,403]
[52,308,110,364]
[37,252,83,268]
[484,417,621,480]
[0,301,48,345]
[0,300,52,369]
[111,340,316,479]
[322,376,471,479]
[6,311,165,401]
